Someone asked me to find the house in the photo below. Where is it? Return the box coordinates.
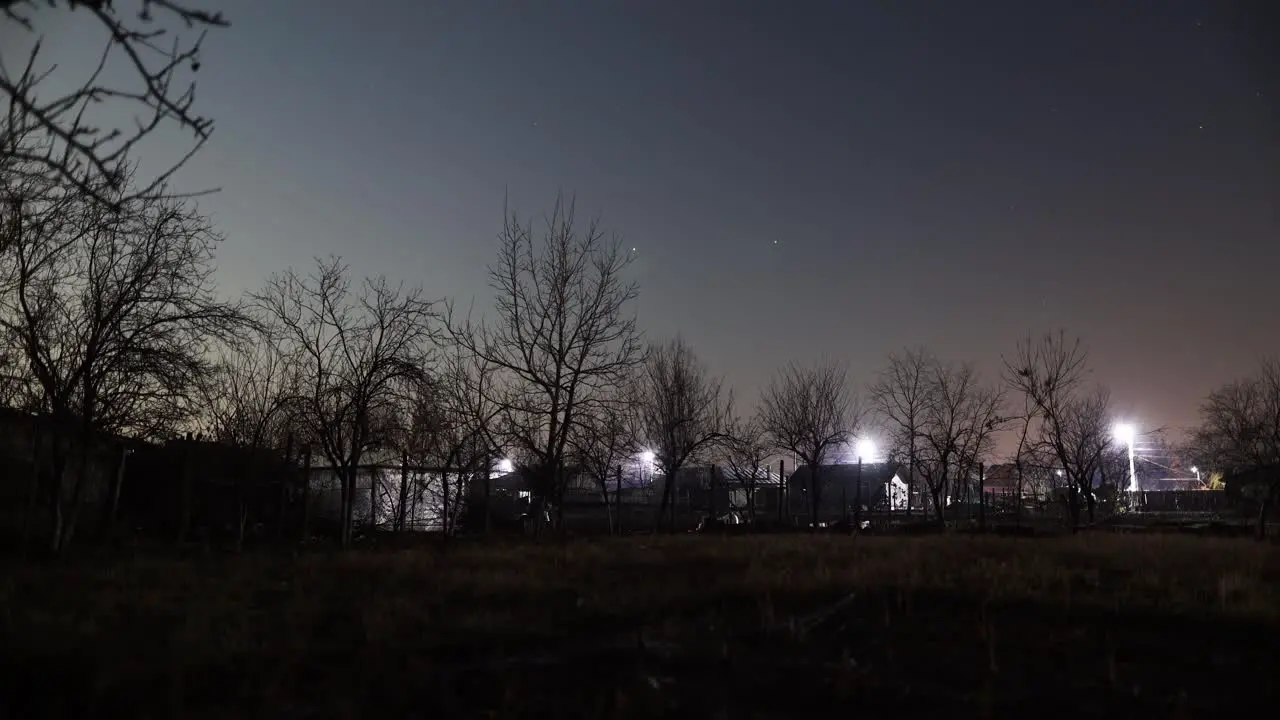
[650,464,785,518]
[786,463,908,520]
[976,464,1031,510]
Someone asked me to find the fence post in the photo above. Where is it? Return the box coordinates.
[614,464,623,536]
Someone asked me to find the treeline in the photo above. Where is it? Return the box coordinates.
[2,3,1275,557]
[4,168,1277,555]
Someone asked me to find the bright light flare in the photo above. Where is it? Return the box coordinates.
[854,438,877,462]
[640,450,655,465]
[496,458,515,474]
[1113,423,1135,445]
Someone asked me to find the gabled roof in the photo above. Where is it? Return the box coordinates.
[787,462,900,488]
[656,464,783,488]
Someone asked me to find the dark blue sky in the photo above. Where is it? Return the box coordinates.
[20,0,1279,438]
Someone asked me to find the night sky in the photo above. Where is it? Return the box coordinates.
[16,0,1278,442]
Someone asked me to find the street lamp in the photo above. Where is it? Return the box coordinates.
[1190,466,1201,485]
[1113,423,1137,492]
[496,457,515,474]
[639,449,655,485]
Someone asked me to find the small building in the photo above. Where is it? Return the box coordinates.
[303,452,463,533]
[651,464,785,519]
[787,463,908,520]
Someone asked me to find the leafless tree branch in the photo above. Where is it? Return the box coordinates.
[1,0,228,208]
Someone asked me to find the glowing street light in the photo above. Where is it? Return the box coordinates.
[854,438,877,462]
[640,450,655,466]
[1113,423,1137,492]
[1190,466,1201,485]
[496,457,515,474]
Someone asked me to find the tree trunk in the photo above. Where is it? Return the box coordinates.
[177,440,194,546]
[616,464,624,536]
[555,469,567,536]
[101,443,128,541]
[777,459,785,526]
[480,470,491,534]
[906,442,915,519]
[1014,464,1024,528]
[809,468,820,530]
[235,456,256,552]
[278,434,294,538]
[654,471,674,534]
[235,495,249,552]
[1065,486,1082,533]
[453,471,467,538]
[931,487,946,527]
[441,470,450,541]
[49,448,66,556]
[20,418,45,558]
[338,463,350,546]
[709,465,717,521]
[59,423,94,552]
[340,466,357,549]
[300,450,312,543]
[600,482,614,536]
[369,468,378,530]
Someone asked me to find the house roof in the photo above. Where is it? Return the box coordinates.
[787,462,900,488]
[655,464,783,488]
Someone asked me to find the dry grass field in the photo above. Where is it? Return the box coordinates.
[2,533,1278,717]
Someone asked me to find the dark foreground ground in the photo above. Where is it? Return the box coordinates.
[2,533,1278,718]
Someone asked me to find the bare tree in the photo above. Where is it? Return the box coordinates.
[1,1,228,207]
[759,360,861,528]
[569,384,638,535]
[448,195,643,534]
[399,344,502,538]
[870,347,932,517]
[195,330,299,549]
[253,256,440,549]
[1189,358,1280,537]
[1007,390,1041,522]
[914,359,1006,526]
[635,336,730,531]
[0,177,246,553]
[721,412,772,520]
[1005,333,1117,529]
